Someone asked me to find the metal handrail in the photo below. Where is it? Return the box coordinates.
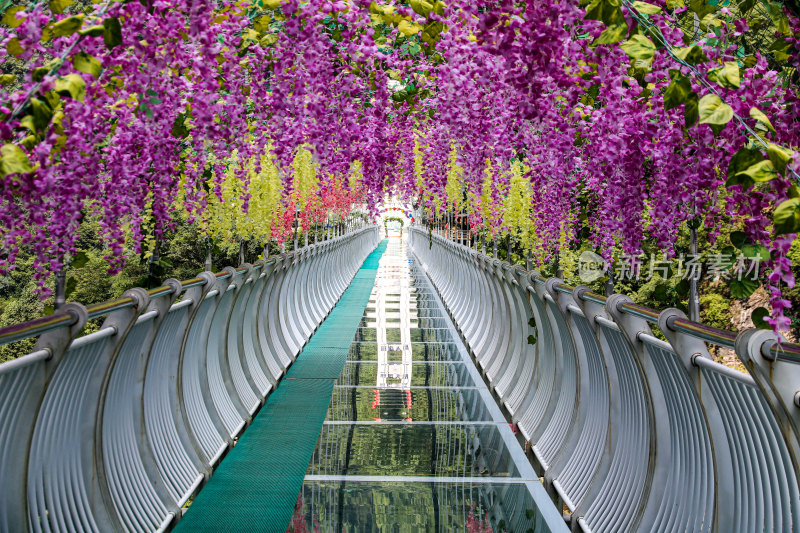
[444,231,800,361]
[0,312,78,346]
[0,231,352,348]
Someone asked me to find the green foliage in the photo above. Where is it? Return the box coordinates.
[0,213,270,363]
[751,306,772,329]
[699,292,732,331]
[383,216,404,230]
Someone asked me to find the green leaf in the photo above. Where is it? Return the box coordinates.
[420,20,444,44]
[737,159,777,183]
[78,24,104,37]
[172,113,189,138]
[32,67,49,83]
[769,36,793,61]
[525,509,536,520]
[697,93,733,126]
[730,278,758,299]
[54,74,86,101]
[751,307,772,330]
[676,279,690,296]
[663,73,691,110]
[688,0,716,18]
[51,15,83,38]
[64,277,77,299]
[0,74,14,86]
[673,45,710,65]
[730,230,748,248]
[410,0,434,17]
[31,58,63,82]
[72,52,101,77]
[19,115,35,132]
[103,17,122,49]
[709,123,726,136]
[666,0,685,9]
[71,251,89,269]
[632,1,662,14]
[774,198,800,235]
[707,61,740,89]
[585,0,626,25]
[0,144,33,176]
[726,148,763,189]
[766,1,791,35]
[749,107,775,134]
[619,34,656,68]
[741,244,770,262]
[720,246,738,268]
[767,143,793,175]
[154,257,172,269]
[739,0,756,11]
[7,37,24,57]
[527,334,537,345]
[139,101,153,120]
[391,89,409,102]
[2,6,25,28]
[260,33,278,46]
[398,19,422,36]
[684,92,698,127]
[592,21,628,46]
[49,0,74,14]
[653,283,669,301]
[253,15,271,32]
[528,317,536,328]
[18,135,34,151]
[31,98,53,131]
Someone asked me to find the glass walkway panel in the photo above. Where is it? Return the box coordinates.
[289,236,562,532]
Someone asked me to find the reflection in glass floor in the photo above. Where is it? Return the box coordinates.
[288,235,552,532]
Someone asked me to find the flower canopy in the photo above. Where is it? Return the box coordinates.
[0,0,798,326]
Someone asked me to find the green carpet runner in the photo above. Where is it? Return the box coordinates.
[174,239,388,532]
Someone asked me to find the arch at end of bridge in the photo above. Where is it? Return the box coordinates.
[375,203,414,230]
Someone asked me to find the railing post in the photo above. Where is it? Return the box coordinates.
[89,288,153,530]
[26,288,151,532]
[736,329,800,479]
[0,303,88,532]
[657,307,735,532]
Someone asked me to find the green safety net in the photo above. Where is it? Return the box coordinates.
[174,239,388,532]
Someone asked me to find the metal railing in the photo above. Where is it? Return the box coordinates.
[410,226,800,533]
[0,225,380,533]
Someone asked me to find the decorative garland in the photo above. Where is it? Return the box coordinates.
[383,216,405,232]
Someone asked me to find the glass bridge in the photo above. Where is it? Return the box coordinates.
[287,236,555,531]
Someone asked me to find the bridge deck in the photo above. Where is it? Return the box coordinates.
[176,236,563,531]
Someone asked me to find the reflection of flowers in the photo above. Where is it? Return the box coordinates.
[286,493,320,533]
[466,503,494,533]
